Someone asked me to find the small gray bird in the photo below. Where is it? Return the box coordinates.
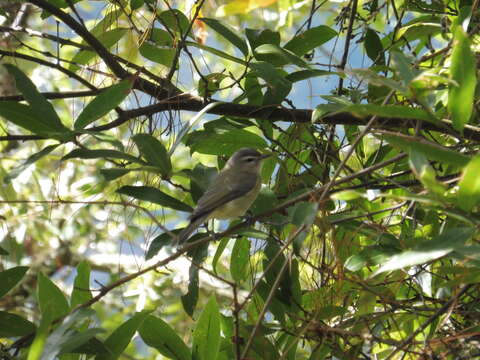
[178,148,270,245]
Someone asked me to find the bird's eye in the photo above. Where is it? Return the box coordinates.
[244,157,255,162]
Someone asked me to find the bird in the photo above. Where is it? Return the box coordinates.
[177,147,270,245]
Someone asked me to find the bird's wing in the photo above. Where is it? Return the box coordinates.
[190,169,258,223]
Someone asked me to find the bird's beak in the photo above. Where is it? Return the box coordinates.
[259,153,271,160]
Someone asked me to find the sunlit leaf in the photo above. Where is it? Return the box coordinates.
[458,155,480,211]
[284,25,337,56]
[448,27,476,132]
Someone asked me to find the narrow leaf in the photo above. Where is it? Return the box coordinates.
[0,311,36,337]
[139,316,191,360]
[74,79,133,129]
[448,27,476,132]
[382,133,470,167]
[117,185,193,212]
[62,149,142,164]
[364,28,385,64]
[4,64,64,130]
[37,273,70,321]
[458,155,480,211]
[132,134,172,176]
[70,261,92,308]
[97,311,151,360]
[0,102,68,138]
[5,144,60,183]
[230,238,250,283]
[193,296,221,360]
[200,18,248,56]
[0,266,28,299]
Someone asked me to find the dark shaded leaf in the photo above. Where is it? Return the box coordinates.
[5,144,60,183]
[132,133,172,176]
[0,311,36,337]
[62,149,143,164]
[364,28,385,64]
[96,311,151,360]
[0,266,28,299]
[4,64,65,131]
[117,185,193,212]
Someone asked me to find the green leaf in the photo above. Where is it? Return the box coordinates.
[372,228,474,276]
[0,102,69,138]
[253,44,308,67]
[187,128,267,156]
[344,104,435,122]
[185,41,246,65]
[0,311,36,337]
[69,28,128,71]
[146,231,178,259]
[245,28,280,50]
[0,266,28,299]
[139,315,191,360]
[158,9,191,36]
[409,148,446,195]
[42,309,101,359]
[284,25,337,56]
[130,0,144,10]
[448,27,476,132]
[182,241,208,316]
[132,134,172,177]
[200,18,248,56]
[458,155,480,211]
[100,168,131,181]
[192,296,221,360]
[212,238,230,274]
[391,51,420,87]
[117,185,193,212]
[3,64,65,131]
[364,28,385,65]
[62,149,143,164]
[70,261,92,308]
[285,69,340,83]
[37,273,70,321]
[181,262,199,317]
[97,311,151,360]
[150,28,174,46]
[74,79,133,129]
[5,144,60,183]
[382,133,470,167]
[139,43,176,68]
[230,238,250,283]
[289,202,318,252]
[249,62,292,103]
[198,72,228,98]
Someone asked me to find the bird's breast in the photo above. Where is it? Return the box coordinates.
[210,178,261,219]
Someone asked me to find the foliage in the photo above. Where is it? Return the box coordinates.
[0,0,479,359]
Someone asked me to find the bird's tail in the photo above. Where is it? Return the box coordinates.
[176,216,206,246]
